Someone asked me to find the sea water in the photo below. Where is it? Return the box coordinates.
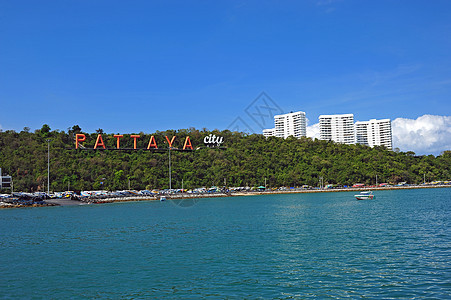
[0,188,450,299]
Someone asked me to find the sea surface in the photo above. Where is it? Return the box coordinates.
[0,188,450,299]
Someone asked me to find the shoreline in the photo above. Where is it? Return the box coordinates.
[1,184,449,208]
[232,184,451,196]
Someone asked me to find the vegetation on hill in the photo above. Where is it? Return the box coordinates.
[0,125,450,192]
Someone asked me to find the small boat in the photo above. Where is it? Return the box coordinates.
[354,191,375,200]
[159,196,166,202]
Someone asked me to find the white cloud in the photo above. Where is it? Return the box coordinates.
[306,115,451,155]
[392,115,451,155]
[307,123,320,139]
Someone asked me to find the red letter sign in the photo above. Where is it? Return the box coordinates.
[75,134,86,149]
[130,135,140,149]
[147,136,158,149]
[94,134,106,149]
[165,136,176,148]
[114,134,124,149]
[183,136,193,150]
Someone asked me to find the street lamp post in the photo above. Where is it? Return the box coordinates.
[168,147,172,190]
[47,139,51,195]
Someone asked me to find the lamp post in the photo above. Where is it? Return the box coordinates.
[168,146,172,190]
[47,139,51,195]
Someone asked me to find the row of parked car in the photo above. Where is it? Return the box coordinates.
[0,192,48,205]
[0,186,240,204]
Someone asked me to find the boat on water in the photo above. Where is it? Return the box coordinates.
[160,196,166,202]
[354,191,375,200]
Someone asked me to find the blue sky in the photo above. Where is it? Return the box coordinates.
[1,1,450,153]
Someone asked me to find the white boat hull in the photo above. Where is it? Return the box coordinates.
[355,195,374,200]
[355,192,375,200]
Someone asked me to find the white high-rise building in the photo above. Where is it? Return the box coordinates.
[355,122,369,145]
[262,111,307,139]
[273,111,307,138]
[355,119,392,150]
[263,128,275,137]
[319,114,355,145]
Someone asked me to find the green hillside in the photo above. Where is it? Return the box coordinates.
[0,125,449,192]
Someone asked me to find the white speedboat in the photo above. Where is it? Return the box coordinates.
[160,196,166,201]
[354,191,375,200]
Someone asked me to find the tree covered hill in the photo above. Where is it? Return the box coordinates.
[0,125,449,192]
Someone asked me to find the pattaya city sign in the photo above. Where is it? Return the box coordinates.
[75,134,224,150]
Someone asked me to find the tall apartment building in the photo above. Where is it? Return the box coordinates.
[355,119,392,149]
[355,122,369,145]
[274,111,306,138]
[319,114,355,145]
[263,111,307,139]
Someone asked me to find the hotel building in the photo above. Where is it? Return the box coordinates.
[263,128,275,138]
[263,111,307,139]
[355,119,393,150]
[319,114,355,145]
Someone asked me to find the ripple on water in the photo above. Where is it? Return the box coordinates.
[0,188,450,298]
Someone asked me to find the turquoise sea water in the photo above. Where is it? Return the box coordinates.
[1,188,450,299]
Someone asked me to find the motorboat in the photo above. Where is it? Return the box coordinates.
[160,196,166,202]
[354,191,375,200]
